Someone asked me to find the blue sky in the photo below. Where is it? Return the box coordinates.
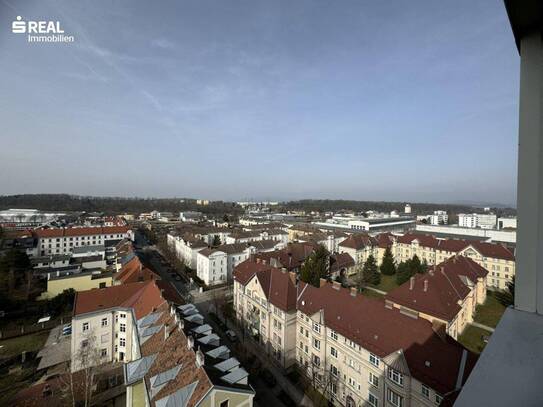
[0,0,519,204]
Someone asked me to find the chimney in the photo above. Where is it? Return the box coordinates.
[350,287,357,297]
[440,266,445,274]
[195,347,205,367]
[170,304,176,315]
[429,266,435,276]
[256,258,261,264]
[409,276,415,290]
[262,259,267,265]
[289,271,297,285]
[281,267,287,274]
[320,278,327,288]
[423,279,428,292]
[164,323,170,340]
[187,335,194,349]
[332,281,341,290]
[177,319,184,331]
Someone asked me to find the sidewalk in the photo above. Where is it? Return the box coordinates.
[232,326,314,407]
[470,321,495,332]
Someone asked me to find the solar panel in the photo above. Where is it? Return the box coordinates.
[197,333,220,345]
[151,365,182,388]
[206,345,230,359]
[191,324,212,335]
[214,357,240,372]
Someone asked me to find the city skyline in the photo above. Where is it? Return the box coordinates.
[0,0,519,204]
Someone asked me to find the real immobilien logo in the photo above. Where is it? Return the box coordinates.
[12,16,75,43]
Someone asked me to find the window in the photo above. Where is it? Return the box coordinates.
[101,318,108,327]
[330,364,338,377]
[82,322,89,332]
[369,353,380,367]
[422,384,430,399]
[99,282,106,288]
[330,346,338,358]
[313,338,320,350]
[101,348,107,357]
[368,393,378,407]
[331,382,337,395]
[120,313,126,319]
[369,372,379,387]
[387,389,403,407]
[348,376,357,389]
[219,400,229,407]
[120,323,126,333]
[312,354,320,366]
[81,339,89,348]
[313,322,321,333]
[330,330,338,341]
[388,368,404,386]
[435,394,443,405]
[119,338,126,347]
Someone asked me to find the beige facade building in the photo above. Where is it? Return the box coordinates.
[385,256,488,339]
[233,259,298,368]
[392,233,515,289]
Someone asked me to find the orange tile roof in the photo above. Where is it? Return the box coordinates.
[34,225,130,238]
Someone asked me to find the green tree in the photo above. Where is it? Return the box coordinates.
[299,245,329,287]
[362,255,380,286]
[495,276,515,307]
[410,255,424,274]
[47,288,76,316]
[380,247,396,276]
[396,260,416,285]
[0,248,31,294]
[212,235,221,246]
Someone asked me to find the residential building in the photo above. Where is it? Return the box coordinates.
[39,270,114,300]
[34,226,133,256]
[416,223,516,244]
[70,280,180,372]
[196,243,253,285]
[233,260,298,367]
[430,211,448,225]
[251,241,318,272]
[329,253,355,279]
[179,211,204,223]
[167,232,208,269]
[225,229,288,245]
[497,216,517,230]
[458,213,497,229]
[385,256,488,339]
[296,281,477,407]
[125,302,255,407]
[393,233,515,289]
[296,231,348,253]
[338,233,378,265]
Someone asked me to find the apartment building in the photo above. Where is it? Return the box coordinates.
[225,229,288,245]
[197,243,253,285]
[338,234,378,265]
[430,211,448,226]
[393,233,515,289]
[385,256,488,339]
[34,226,132,256]
[125,302,255,407]
[296,231,348,253]
[70,280,179,372]
[167,232,208,269]
[296,281,477,407]
[458,213,497,229]
[251,241,318,272]
[233,260,298,367]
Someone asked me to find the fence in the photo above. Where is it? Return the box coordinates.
[0,317,67,340]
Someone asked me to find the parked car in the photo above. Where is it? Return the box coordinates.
[225,330,238,342]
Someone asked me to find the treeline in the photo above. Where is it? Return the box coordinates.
[280,199,516,216]
[0,194,244,216]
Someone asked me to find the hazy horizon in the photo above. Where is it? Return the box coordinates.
[1,1,519,205]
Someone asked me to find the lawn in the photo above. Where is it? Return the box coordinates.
[360,288,385,299]
[369,274,398,293]
[458,325,492,354]
[474,292,506,328]
[0,331,49,358]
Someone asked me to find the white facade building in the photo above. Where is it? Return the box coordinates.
[430,210,448,225]
[458,213,497,229]
[498,217,517,229]
[196,243,254,285]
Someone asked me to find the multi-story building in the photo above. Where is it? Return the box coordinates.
[167,232,208,269]
[125,302,255,407]
[338,234,378,265]
[225,229,288,245]
[70,280,178,372]
[34,226,132,256]
[458,213,497,229]
[296,281,477,407]
[393,233,515,289]
[233,260,298,367]
[296,231,348,253]
[385,256,488,339]
[430,211,448,225]
[197,243,254,285]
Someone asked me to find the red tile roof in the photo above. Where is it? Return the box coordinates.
[73,280,181,319]
[233,260,297,312]
[385,256,488,322]
[329,252,355,273]
[338,233,375,250]
[467,241,515,261]
[297,282,478,395]
[114,256,160,284]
